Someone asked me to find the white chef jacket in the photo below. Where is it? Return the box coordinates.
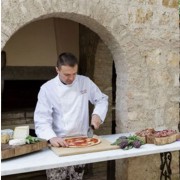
[34,75,108,140]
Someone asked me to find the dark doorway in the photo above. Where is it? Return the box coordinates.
[107,61,117,180]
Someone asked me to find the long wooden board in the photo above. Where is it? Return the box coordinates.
[50,137,119,156]
[1,140,48,160]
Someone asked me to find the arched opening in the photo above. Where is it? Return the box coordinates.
[2,8,128,135]
[1,17,116,179]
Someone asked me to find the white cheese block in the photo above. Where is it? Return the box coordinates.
[9,138,26,146]
[13,126,29,139]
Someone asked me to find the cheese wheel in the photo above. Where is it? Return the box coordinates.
[9,138,26,146]
[1,129,14,139]
[1,134,10,144]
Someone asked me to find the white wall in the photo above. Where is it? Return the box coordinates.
[3,18,79,66]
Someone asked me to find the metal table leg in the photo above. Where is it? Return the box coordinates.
[160,152,172,180]
[178,121,180,179]
[179,150,180,180]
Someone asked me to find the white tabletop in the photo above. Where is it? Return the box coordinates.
[1,133,180,176]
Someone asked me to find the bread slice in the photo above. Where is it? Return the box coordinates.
[154,134,177,145]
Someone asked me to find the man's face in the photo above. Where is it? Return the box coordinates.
[56,65,78,85]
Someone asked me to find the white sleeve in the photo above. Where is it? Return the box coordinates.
[88,79,109,122]
[34,87,57,140]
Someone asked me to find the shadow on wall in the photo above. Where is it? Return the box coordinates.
[1,51,6,93]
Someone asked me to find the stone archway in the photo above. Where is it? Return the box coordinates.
[1,2,132,180]
[1,0,136,133]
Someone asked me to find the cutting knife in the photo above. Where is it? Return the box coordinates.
[87,125,95,138]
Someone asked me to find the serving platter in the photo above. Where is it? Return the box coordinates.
[1,140,48,160]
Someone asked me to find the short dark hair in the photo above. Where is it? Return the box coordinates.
[57,52,78,68]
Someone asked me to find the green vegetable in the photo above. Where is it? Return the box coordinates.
[119,136,128,140]
[133,140,141,148]
[111,138,121,145]
[111,135,145,150]
[25,135,40,144]
[111,136,128,145]
[119,140,128,149]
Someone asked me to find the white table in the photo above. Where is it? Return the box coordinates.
[1,134,180,176]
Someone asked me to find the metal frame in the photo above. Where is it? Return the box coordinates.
[160,152,172,180]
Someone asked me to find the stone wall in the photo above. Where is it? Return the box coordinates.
[94,39,113,135]
[1,0,179,180]
[79,24,99,80]
[2,110,34,128]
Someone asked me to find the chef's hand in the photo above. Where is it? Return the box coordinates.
[91,114,102,129]
[49,137,69,147]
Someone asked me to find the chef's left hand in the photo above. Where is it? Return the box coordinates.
[91,114,102,129]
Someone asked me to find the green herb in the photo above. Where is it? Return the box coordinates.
[26,135,40,144]
[111,138,121,145]
[111,136,128,145]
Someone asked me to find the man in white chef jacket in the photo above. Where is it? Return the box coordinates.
[34,52,108,180]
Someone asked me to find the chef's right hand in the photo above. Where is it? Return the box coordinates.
[49,137,69,147]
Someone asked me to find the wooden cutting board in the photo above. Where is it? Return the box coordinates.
[1,140,48,160]
[50,136,119,156]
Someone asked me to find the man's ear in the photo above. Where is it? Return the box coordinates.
[55,67,59,73]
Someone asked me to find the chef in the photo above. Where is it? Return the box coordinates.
[34,52,108,180]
